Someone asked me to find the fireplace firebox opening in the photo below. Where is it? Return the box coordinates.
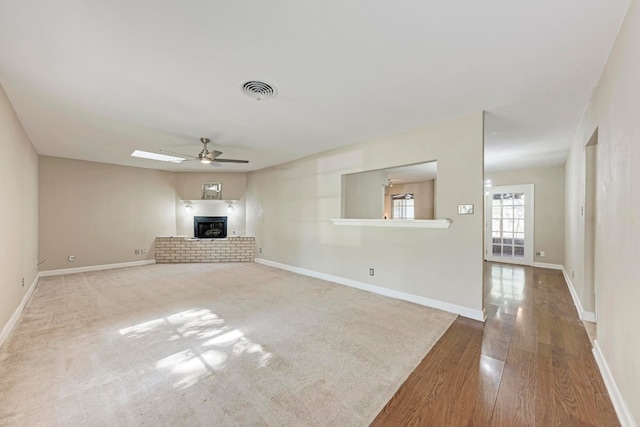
[194,216,227,239]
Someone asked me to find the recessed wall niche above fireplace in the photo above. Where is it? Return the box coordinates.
[194,216,227,239]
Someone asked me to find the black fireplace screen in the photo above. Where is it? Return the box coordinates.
[194,216,227,239]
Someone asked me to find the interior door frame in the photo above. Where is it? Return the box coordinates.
[484,184,535,266]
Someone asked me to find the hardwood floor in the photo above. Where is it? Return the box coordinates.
[372,262,619,426]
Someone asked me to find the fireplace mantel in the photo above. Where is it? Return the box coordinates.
[180,199,238,204]
[330,219,452,229]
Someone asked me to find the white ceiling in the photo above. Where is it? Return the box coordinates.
[0,0,631,173]
[386,162,437,184]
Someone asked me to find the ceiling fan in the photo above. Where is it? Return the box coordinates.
[161,138,249,167]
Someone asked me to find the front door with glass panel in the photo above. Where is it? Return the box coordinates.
[485,184,534,266]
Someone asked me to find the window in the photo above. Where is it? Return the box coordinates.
[392,194,414,219]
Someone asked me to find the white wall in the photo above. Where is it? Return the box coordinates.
[343,170,387,219]
[486,166,565,265]
[246,112,484,318]
[565,1,640,423]
[0,84,39,336]
[174,172,247,237]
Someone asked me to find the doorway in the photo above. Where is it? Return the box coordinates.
[584,128,598,323]
[485,184,535,266]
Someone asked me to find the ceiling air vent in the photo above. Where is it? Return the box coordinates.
[240,80,278,101]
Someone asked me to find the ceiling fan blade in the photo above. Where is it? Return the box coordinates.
[210,150,223,158]
[159,149,197,160]
[210,161,223,167]
[214,158,250,164]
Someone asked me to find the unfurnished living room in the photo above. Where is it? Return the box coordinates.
[1,1,639,426]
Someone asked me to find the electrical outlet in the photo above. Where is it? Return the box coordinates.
[571,270,575,278]
[141,249,146,255]
[22,277,24,287]
[536,251,546,257]
[369,268,375,276]
[259,248,262,253]
[135,249,140,255]
[68,255,75,262]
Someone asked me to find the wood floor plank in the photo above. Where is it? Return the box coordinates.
[373,262,620,426]
[371,319,482,426]
[419,327,501,426]
[489,346,538,426]
[481,314,515,362]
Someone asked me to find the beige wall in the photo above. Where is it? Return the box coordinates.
[565,0,640,422]
[343,170,387,219]
[0,84,39,335]
[246,112,484,317]
[386,180,435,220]
[486,166,565,265]
[175,172,247,237]
[39,157,177,270]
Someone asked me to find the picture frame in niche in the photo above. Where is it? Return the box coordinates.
[202,182,222,200]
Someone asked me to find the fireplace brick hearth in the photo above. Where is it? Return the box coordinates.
[155,236,255,263]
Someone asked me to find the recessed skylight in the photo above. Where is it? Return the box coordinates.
[131,150,185,163]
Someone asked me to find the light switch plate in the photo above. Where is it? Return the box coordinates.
[458,204,474,215]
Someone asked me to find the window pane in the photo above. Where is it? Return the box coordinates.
[514,238,524,246]
[502,193,514,205]
[503,207,513,219]
[492,220,501,232]
[514,206,525,218]
[492,207,502,219]
[492,231,500,238]
[492,194,502,206]
[503,220,514,232]
[406,207,414,220]
[492,238,502,244]
[514,246,524,258]
[515,219,525,233]
[514,193,525,205]
[503,246,513,257]
[492,245,501,256]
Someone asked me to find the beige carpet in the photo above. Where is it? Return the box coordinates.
[0,263,456,426]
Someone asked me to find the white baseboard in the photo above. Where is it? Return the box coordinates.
[533,262,563,270]
[0,274,40,349]
[593,340,638,427]
[255,258,485,321]
[1,259,156,349]
[561,265,598,322]
[39,260,156,277]
[561,266,586,321]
